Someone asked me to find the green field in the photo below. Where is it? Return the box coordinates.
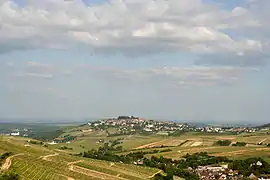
[49,129,270,160]
[1,127,269,179]
[0,135,162,180]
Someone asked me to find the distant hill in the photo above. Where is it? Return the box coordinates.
[256,123,270,128]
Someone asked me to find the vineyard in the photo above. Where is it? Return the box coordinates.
[0,136,161,180]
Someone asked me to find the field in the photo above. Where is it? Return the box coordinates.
[1,128,269,179]
[0,136,161,180]
[52,129,270,160]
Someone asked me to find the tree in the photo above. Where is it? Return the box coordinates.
[0,171,20,180]
[232,142,247,147]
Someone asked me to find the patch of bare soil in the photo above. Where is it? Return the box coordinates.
[148,170,163,179]
[40,153,59,161]
[134,140,168,149]
[216,137,236,140]
[255,148,270,151]
[58,173,75,180]
[0,153,24,171]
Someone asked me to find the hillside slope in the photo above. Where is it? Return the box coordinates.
[0,136,160,180]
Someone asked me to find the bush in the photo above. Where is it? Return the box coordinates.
[59,146,73,150]
[0,171,20,180]
[232,142,247,147]
[27,140,43,145]
[214,140,232,146]
[0,152,12,161]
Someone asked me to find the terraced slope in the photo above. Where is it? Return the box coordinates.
[0,136,160,180]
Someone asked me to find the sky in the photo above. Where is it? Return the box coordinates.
[0,0,269,123]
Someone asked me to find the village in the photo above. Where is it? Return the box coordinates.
[87,116,263,136]
[193,164,270,180]
[1,116,266,139]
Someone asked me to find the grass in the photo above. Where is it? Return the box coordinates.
[1,131,269,180]
[0,135,162,180]
[77,162,145,180]
[77,158,159,177]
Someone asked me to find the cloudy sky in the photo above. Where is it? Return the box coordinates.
[0,0,269,123]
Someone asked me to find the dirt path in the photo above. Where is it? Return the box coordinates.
[134,140,168,149]
[67,160,84,166]
[40,153,59,161]
[190,141,203,147]
[41,154,74,180]
[259,138,268,144]
[55,149,77,155]
[58,173,75,180]
[148,170,163,179]
[0,153,24,171]
[181,140,194,147]
[68,160,127,180]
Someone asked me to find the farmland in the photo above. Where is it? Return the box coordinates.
[0,135,161,180]
[52,127,270,162]
[1,121,269,179]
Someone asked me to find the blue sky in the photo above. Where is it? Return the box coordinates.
[0,0,269,123]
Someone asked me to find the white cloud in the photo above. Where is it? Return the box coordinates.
[100,66,259,87]
[0,0,268,57]
[7,61,258,87]
[6,61,14,67]
[14,72,54,79]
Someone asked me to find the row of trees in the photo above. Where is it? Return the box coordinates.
[182,152,231,168]
[228,157,270,176]
[81,146,172,164]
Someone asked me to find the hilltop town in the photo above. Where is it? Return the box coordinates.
[86,116,265,136]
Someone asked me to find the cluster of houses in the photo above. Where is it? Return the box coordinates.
[0,128,29,137]
[88,116,192,134]
[87,116,265,135]
[194,165,241,180]
[194,165,270,180]
[194,126,258,134]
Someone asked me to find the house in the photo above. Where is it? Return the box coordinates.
[249,173,258,180]
[54,137,65,143]
[10,132,20,136]
[48,141,58,145]
[258,175,270,180]
[143,128,152,132]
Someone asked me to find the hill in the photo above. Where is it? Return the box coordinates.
[0,136,161,180]
[1,121,270,180]
[256,123,270,128]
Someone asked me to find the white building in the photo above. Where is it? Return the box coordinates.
[10,132,20,136]
[143,128,152,132]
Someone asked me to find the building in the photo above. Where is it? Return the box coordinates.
[10,132,20,136]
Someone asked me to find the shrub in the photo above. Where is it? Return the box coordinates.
[232,142,247,147]
[0,171,20,180]
[214,140,232,146]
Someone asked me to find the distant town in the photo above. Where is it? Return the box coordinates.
[1,116,269,138]
[87,116,268,136]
